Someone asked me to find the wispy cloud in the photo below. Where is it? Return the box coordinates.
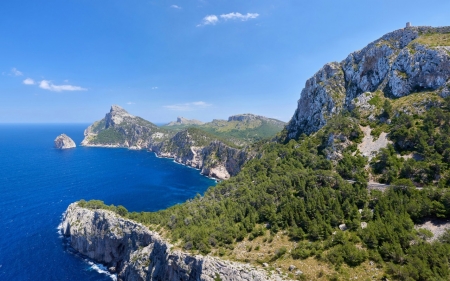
[152,86,158,90]
[11,67,23,76]
[39,80,87,92]
[197,12,259,27]
[220,12,259,21]
[126,102,135,105]
[170,4,181,9]
[23,78,35,85]
[197,15,219,26]
[164,101,212,111]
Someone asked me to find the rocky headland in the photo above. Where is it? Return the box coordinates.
[60,203,285,281]
[54,134,76,149]
[81,106,255,180]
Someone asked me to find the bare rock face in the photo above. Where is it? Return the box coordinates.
[54,134,76,149]
[286,26,450,140]
[60,203,286,281]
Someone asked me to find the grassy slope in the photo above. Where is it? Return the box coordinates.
[162,118,286,147]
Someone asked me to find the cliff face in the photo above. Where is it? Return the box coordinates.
[81,106,252,180]
[60,203,284,281]
[286,26,450,140]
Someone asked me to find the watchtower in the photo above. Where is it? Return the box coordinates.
[406,22,411,28]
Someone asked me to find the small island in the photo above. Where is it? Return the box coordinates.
[54,134,76,149]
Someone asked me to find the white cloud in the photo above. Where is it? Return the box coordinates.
[127,102,135,105]
[164,101,212,111]
[197,15,219,26]
[152,86,158,90]
[170,5,181,9]
[220,12,259,21]
[11,67,23,76]
[23,78,35,85]
[198,12,258,26]
[39,80,87,92]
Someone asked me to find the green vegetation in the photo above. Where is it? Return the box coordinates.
[90,128,126,144]
[413,31,450,47]
[371,97,450,186]
[78,199,128,216]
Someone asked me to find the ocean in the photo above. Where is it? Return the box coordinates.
[0,124,216,280]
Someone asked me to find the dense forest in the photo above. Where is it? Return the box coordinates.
[80,97,450,280]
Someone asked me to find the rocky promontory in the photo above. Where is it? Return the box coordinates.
[60,203,285,281]
[54,134,76,149]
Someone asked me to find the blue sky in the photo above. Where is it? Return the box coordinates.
[1,0,449,123]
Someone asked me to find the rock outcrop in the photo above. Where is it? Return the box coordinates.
[286,26,450,140]
[60,203,285,281]
[54,134,76,149]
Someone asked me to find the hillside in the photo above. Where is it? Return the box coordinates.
[162,114,286,146]
[68,25,450,281]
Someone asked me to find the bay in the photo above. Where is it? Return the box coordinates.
[0,124,215,280]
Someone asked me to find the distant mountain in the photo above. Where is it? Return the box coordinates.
[165,117,204,127]
[162,113,286,146]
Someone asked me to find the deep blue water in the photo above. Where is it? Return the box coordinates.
[0,124,216,280]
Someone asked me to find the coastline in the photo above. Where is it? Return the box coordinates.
[81,143,228,181]
[60,203,286,281]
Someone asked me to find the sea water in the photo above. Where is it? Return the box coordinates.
[0,124,216,280]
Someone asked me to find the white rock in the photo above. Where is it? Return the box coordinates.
[54,134,76,149]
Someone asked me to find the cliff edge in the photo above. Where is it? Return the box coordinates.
[60,203,285,281]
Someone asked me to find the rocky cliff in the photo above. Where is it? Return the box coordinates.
[60,203,285,281]
[54,134,76,149]
[286,25,450,140]
[81,106,252,180]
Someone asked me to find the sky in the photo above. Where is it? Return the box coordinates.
[1,0,449,123]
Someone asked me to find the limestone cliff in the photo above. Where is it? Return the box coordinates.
[81,106,252,180]
[60,203,285,281]
[54,134,76,149]
[286,25,450,140]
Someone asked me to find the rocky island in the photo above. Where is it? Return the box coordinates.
[54,134,76,149]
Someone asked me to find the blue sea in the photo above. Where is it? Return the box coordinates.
[0,124,216,280]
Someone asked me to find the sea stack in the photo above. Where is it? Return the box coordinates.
[54,134,76,149]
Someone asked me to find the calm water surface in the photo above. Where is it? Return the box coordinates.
[0,124,215,280]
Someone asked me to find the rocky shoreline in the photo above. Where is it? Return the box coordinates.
[60,203,286,281]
